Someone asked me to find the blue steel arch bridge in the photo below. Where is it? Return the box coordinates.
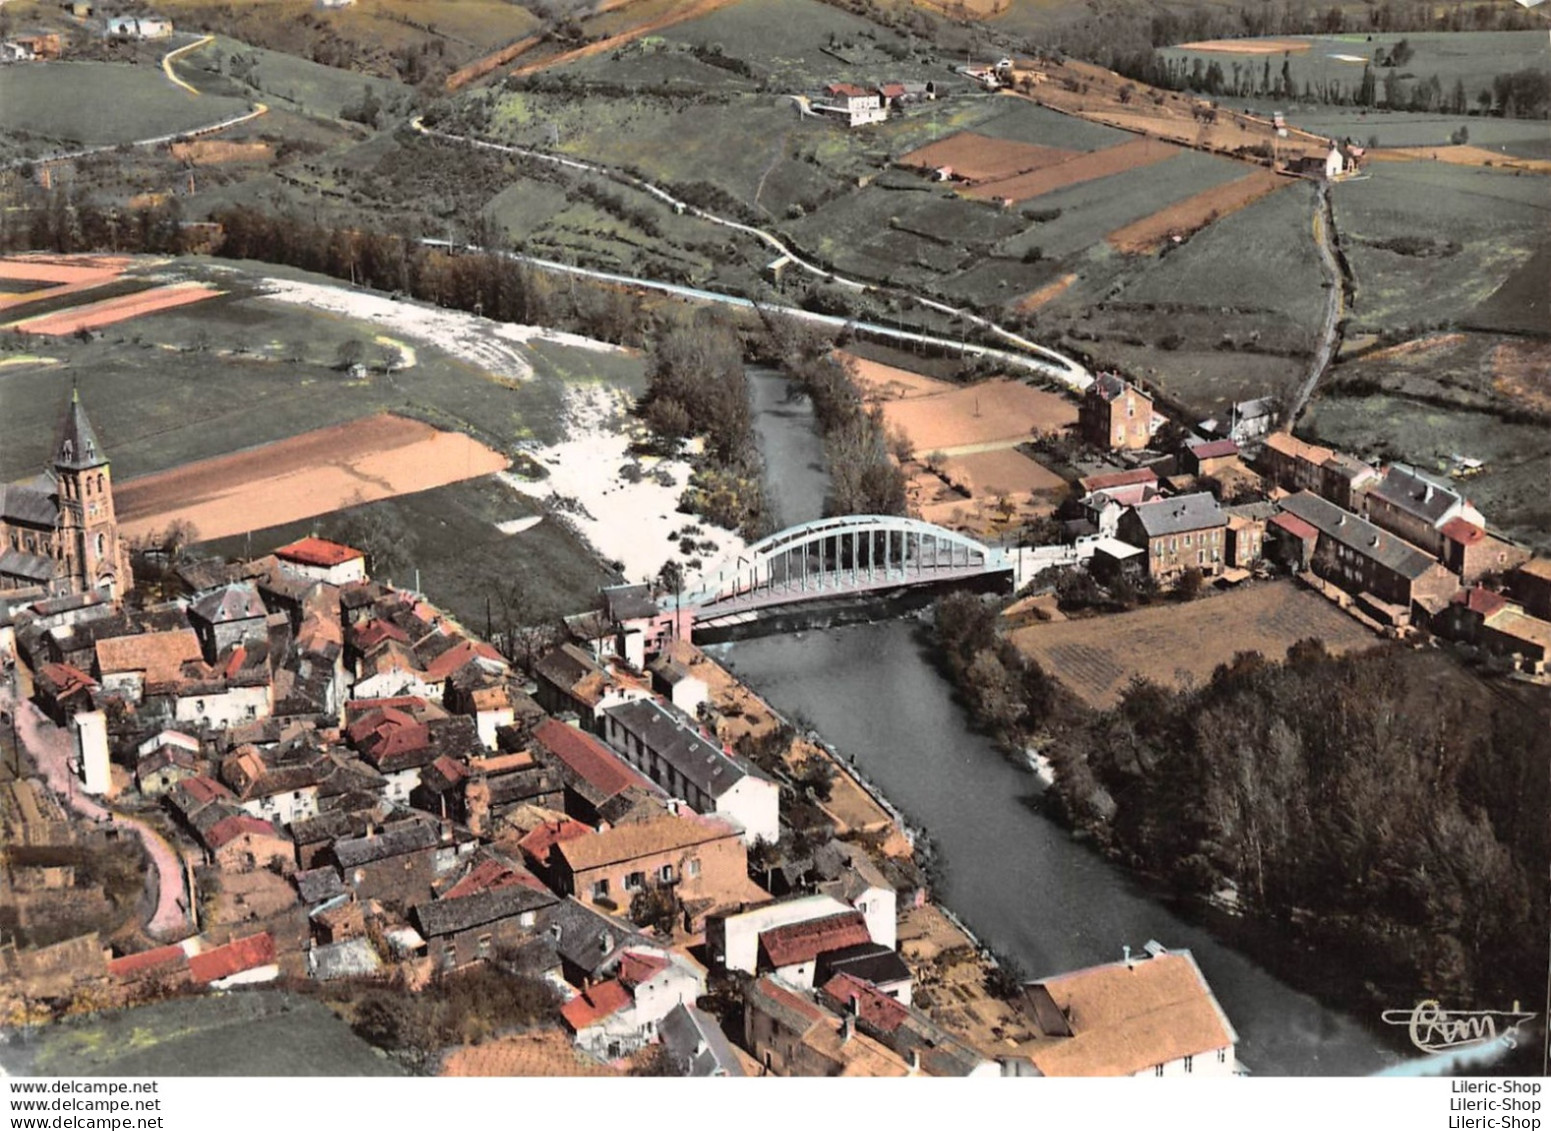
[679,515,1012,625]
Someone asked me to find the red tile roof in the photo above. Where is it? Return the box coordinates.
[560,979,633,1032]
[616,950,670,989]
[1078,467,1157,494]
[759,911,872,969]
[1270,512,1319,541]
[188,933,276,983]
[352,619,411,652]
[345,695,428,718]
[205,814,286,851]
[517,817,593,866]
[275,537,363,568]
[38,661,96,697]
[820,972,911,1034]
[178,774,233,806]
[108,944,188,981]
[347,706,431,762]
[1440,517,1486,545]
[1188,439,1240,461]
[1452,586,1509,618]
[827,82,871,98]
[442,856,548,899]
[532,717,652,800]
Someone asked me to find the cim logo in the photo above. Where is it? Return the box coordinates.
[1382,1000,1537,1053]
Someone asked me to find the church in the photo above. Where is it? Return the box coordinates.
[0,389,133,601]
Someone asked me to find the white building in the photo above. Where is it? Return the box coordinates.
[600,698,779,845]
[74,709,110,795]
[813,83,888,127]
[705,893,852,974]
[274,537,368,586]
[105,15,173,38]
[562,947,706,1060]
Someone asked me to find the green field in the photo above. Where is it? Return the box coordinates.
[0,63,252,155]
[1251,105,1551,149]
[1114,179,1327,326]
[183,35,411,121]
[0,259,645,485]
[11,992,401,1077]
[1335,160,1549,334]
[1160,31,1551,105]
[201,475,619,627]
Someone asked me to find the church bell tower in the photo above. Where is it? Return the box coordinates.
[53,388,129,600]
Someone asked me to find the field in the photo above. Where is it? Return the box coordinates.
[1334,159,1549,334]
[962,137,1181,203]
[1160,31,1551,106]
[1106,168,1290,253]
[872,377,1077,455]
[180,34,411,120]
[0,62,251,156]
[897,133,1079,183]
[7,992,400,1077]
[1010,580,1381,709]
[115,412,509,542]
[10,282,221,335]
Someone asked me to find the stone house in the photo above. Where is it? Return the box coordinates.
[1116,493,1228,582]
[1078,374,1153,452]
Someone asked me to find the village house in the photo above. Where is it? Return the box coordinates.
[1116,492,1228,583]
[1319,452,1381,512]
[1182,439,1240,479]
[1437,518,1529,584]
[600,698,779,844]
[1509,557,1551,620]
[536,897,655,987]
[560,947,706,1060]
[412,882,559,972]
[332,816,472,908]
[551,813,754,930]
[659,1002,746,1077]
[648,655,709,716]
[818,973,998,1075]
[743,975,911,1077]
[707,893,857,975]
[1258,432,1334,495]
[203,813,294,874]
[1440,588,1551,675]
[528,715,663,826]
[1223,502,1275,571]
[94,628,202,703]
[1363,464,1484,560]
[812,840,898,950]
[187,583,269,662]
[344,703,440,802]
[1273,491,1458,623]
[532,643,645,730]
[1078,374,1154,452]
[104,14,173,38]
[172,649,274,731]
[136,739,202,796]
[273,537,367,587]
[1014,944,1237,1077]
[595,583,688,669]
[32,661,97,725]
[814,944,914,1004]
[757,909,874,990]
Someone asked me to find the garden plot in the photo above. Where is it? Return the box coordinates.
[964,138,1181,203]
[897,133,1079,184]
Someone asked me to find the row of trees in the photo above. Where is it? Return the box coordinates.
[758,315,908,518]
[1114,51,1548,117]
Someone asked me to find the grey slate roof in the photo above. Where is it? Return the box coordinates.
[1367,463,1461,526]
[0,550,56,583]
[334,819,440,868]
[659,1003,745,1077]
[54,391,106,471]
[190,582,267,625]
[1278,492,1440,580]
[1128,492,1226,538]
[308,937,383,981]
[816,942,913,988]
[602,698,760,800]
[536,898,651,979]
[602,583,659,622]
[411,884,557,938]
[0,483,59,528]
[296,867,347,904]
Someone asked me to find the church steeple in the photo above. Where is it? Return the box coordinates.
[56,384,107,472]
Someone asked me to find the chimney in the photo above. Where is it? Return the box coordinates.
[909,1049,921,1074]
[841,1014,855,1044]
[848,993,860,1016]
[1424,484,1435,503]
[1122,945,1132,968]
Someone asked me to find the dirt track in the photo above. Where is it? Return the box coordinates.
[116,413,508,542]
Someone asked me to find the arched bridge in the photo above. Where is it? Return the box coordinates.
[681,515,1012,621]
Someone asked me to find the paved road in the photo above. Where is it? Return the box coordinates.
[412,119,1092,391]
[2,682,191,940]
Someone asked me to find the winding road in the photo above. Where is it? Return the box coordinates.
[2,678,191,941]
[411,118,1093,391]
[1284,180,1346,429]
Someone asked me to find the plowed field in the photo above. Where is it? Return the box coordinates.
[897,132,1078,184]
[964,137,1179,203]
[1107,169,1290,254]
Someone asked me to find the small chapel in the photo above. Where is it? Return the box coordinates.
[0,388,133,600]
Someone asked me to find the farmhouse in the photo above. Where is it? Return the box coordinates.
[1259,433,1333,495]
[1116,493,1227,582]
[1438,518,1530,584]
[1079,375,1154,452]
[812,83,888,127]
[104,14,173,38]
[274,537,367,586]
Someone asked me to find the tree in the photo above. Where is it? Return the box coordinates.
[793,753,836,802]
[325,493,417,582]
[1176,567,1204,600]
[629,883,682,938]
[374,342,404,375]
[334,338,365,372]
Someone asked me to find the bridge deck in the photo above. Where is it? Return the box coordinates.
[688,561,1011,620]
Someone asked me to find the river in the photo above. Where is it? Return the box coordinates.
[724,367,1402,1076]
